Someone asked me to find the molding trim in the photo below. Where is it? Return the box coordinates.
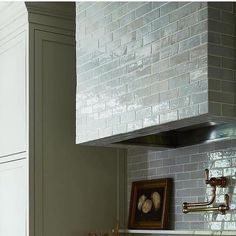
[0,3,75,39]
[0,2,27,32]
[26,2,75,33]
[26,2,75,20]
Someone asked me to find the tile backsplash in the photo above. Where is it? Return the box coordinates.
[127,140,236,231]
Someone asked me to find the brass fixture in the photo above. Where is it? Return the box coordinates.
[204,169,227,188]
[182,169,229,215]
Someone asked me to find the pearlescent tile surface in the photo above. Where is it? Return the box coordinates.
[127,140,236,231]
[76,2,236,144]
[208,3,236,118]
[76,2,209,143]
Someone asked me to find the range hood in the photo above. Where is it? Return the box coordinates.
[114,123,236,149]
[76,2,236,148]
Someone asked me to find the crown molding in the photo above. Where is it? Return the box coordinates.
[25,2,75,33]
[0,2,27,29]
[25,2,75,21]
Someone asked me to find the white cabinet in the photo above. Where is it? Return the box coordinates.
[0,159,27,236]
[0,2,28,236]
[0,4,28,236]
[0,23,27,159]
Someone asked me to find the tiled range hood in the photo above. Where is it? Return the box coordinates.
[76,2,236,148]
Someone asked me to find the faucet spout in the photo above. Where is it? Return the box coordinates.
[182,169,229,215]
[183,186,216,210]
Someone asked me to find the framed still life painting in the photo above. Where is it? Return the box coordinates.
[128,178,172,230]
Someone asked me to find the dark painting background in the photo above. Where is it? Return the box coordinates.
[135,187,164,222]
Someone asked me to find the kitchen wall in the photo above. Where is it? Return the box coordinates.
[127,140,236,231]
[122,2,236,232]
[76,1,236,231]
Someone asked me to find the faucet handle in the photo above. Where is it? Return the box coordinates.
[205,169,209,184]
[204,168,227,187]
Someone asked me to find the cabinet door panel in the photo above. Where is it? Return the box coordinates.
[0,33,26,158]
[34,30,121,236]
[0,159,27,236]
[34,31,76,236]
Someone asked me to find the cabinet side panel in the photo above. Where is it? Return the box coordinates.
[34,31,123,236]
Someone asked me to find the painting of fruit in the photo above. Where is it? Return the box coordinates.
[128,178,172,230]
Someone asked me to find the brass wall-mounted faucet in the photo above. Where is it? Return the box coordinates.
[182,169,230,215]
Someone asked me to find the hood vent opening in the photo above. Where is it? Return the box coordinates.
[114,123,236,149]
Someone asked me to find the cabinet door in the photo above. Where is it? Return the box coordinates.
[0,33,27,158]
[0,159,27,236]
[33,29,122,236]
